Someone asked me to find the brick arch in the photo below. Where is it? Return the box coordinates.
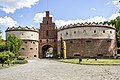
[41,45,53,58]
[39,43,57,58]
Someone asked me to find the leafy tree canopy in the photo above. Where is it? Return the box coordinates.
[104,16,120,47]
[6,34,23,56]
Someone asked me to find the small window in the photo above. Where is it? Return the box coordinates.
[46,30,48,36]
[21,48,24,50]
[70,41,73,43]
[83,30,86,33]
[97,54,103,56]
[36,48,37,50]
[86,40,91,43]
[94,30,96,33]
[110,31,112,34]
[30,48,33,50]
[66,32,68,35]
[107,40,111,42]
[54,40,56,42]
[40,40,42,42]
[34,55,37,57]
[25,42,27,44]
[47,39,48,42]
[33,42,35,44]
[74,31,76,34]
[61,34,62,36]
[47,21,48,24]
[22,33,24,35]
[103,30,105,33]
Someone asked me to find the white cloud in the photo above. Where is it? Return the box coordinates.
[109,12,120,20]
[34,12,53,23]
[0,16,17,27]
[106,1,111,5]
[20,15,23,18]
[113,0,120,7]
[55,16,106,27]
[0,0,39,14]
[90,8,96,11]
[34,12,106,27]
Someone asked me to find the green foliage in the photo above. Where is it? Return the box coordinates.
[104,16,120,47]
[17,56,25,60]
[0,43,7,52]
[0,30,2,45]
[0,51,15,64]
[6,34,23,56]
[53,52,59,58]
[115,16,120,31]
[14,60,28,64]
[58,59,120,65]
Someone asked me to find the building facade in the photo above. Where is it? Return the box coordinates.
[6,11,117,58]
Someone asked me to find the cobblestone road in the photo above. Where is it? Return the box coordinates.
[0,59,120,80]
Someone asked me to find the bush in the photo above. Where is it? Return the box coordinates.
[53,52,59,59]
[14,60,28,64]
[0,51,15,63]
[17,56,25,60]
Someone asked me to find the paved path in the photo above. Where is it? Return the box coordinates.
[0,59,120,80]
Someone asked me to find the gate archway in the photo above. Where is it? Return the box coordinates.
[42,45,53,58]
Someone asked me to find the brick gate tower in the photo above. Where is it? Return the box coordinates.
[39,11,57,58]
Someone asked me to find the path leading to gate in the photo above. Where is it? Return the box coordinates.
[0,59,120,80]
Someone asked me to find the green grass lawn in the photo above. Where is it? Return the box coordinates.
[58,59,120,65]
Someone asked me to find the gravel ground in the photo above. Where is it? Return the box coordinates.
[0,59,120,80]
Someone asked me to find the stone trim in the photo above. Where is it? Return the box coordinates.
[23,39,39,42]
[58,25,116,32]
[6,29,39,33]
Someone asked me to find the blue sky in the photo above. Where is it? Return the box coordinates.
[0,0,120,39]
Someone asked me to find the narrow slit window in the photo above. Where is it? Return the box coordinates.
[103,30,105,33]
[46,30,48,36]
[110,31,112,34]
[74,31,76,34]
[94,30,96,33]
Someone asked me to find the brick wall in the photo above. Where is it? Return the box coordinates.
[58,39,117,58]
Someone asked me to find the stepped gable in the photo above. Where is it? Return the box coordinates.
[58,22,116,31]
[6,26,39,32]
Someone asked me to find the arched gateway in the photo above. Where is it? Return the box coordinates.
[39,11,57,58]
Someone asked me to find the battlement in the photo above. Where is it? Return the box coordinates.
[6,26,39,32]
[58,22,115,31]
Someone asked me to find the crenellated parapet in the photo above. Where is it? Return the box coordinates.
[6,26,39,33]
[58,22,115,31]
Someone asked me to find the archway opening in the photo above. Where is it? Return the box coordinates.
[42,45,54,58]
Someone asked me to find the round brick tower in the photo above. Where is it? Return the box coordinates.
[6,26,39,59]
[57,22,117,58]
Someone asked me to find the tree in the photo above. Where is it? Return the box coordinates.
[115,16,120,31]
[104,16,120,47]
[6,34,23,57]
[0,30,2,45]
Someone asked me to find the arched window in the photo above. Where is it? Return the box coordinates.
[46,30,49,36]
[74,31,76,34]
[47,21,48,24]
